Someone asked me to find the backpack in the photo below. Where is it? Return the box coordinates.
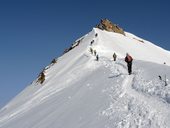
[127,55,133,62]
[125,55,133,62]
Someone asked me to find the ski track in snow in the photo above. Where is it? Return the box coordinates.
[100,58,170,128]
[119,62,170,115]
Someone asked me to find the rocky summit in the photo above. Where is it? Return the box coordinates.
[96,19,125,35]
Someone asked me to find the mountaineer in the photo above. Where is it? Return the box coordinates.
[113,52,117,61]
[125,53,133,75]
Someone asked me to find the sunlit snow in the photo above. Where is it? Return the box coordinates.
[0,28,170,128]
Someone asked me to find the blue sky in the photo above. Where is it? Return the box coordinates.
[0,0,170,108]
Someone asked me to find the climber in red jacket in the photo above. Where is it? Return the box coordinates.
[125,53,133,75]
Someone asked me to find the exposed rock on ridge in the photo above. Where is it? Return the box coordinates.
[96,19,125,35]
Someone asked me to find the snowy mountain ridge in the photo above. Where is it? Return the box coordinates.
[0,28,170,128]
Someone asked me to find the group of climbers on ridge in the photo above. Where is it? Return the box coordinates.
[90,32,99,61]
[90,32,133,75]
[38,31,134,85]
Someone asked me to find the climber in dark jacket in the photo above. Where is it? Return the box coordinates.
[125,53,133,75]
[94,50,97,56]
[95,33,98,37]
[113,52,117,61]
[90,40,94,45]
[96,54,99,61]
[90,47,93,54]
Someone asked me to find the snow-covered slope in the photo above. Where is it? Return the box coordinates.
[0,28,170,128]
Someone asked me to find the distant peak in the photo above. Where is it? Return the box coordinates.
[96,19,125,35]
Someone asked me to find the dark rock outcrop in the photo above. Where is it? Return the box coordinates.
[50,58,57,65]
[96,19,125,35]
[63,37,84,54]
[37,71,45,84]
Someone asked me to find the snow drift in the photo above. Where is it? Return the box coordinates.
[0,28,170,128]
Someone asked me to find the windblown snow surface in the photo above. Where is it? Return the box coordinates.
[0,28,170,128]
